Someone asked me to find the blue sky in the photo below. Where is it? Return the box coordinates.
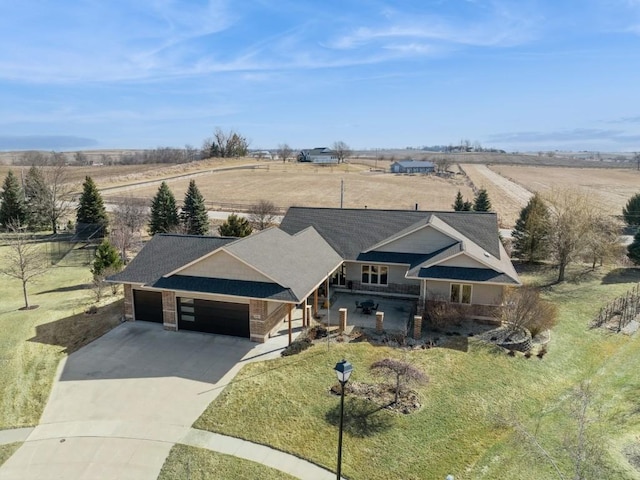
[1,0,639,152]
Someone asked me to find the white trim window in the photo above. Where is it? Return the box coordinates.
[361,265,388,285]
[450,283,472,304]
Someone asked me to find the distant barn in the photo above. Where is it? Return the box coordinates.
[390,160,436,174]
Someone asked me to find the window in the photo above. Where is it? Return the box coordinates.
[179,297,196,322]
[361,265,388,285]
[450,284,472,304]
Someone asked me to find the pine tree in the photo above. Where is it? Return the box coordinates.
[148,181,179,235]
[473,188,492,212]
[76,176,108,237]
[24,166,50,230]
[453,191,465,211]
[180,180,209,235]
[218,213,252,237]
[628,231,640,265]
[0,170,29,229]
[512,192,550,263]
[623,193,640,227]
[462,200,473,211]
[91,239,123,276]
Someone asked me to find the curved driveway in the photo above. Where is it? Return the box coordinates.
[0,321,332,479]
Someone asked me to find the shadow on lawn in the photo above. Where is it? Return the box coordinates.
[37,284,92,295]
[601,268,640,285]
[324,396,393,438]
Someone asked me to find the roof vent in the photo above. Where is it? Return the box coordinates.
[484,252,491,258]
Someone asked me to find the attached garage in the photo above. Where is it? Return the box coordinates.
[133,289,163,323]
[177,297,250,337]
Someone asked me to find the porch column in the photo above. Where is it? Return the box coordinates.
[305,305,312,327]
[288,303,293,345]
[324,277,330,308]
[313,289,318,318]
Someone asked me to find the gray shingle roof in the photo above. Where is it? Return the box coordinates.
[279,207,501,259]
[152,276,297,302]
[393,160,435,168]
[415,266,520,285]
[107,234,237,285]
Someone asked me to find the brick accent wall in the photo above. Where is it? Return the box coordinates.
[123,284,134,321]
[250,300,289,342]
[162,291,177,331]
[349,281,420,297]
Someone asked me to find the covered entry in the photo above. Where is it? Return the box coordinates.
[133,289,163,323]
[177,297,250,337]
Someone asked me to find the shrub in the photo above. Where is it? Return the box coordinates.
[281,337,312,357]
[501,286,558,337]
[424,296,465,328]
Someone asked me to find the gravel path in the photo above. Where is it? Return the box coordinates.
[470,164,533,207]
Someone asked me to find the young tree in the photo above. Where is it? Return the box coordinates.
[218,213,252,237]
[91,239,123,277]
[110,196,148,262]
[452,190,465,211]
[76,176,108,238]
[545,189,594,283]
[582,214,623,269]
[24,166,50,230]
[180,180,209,235]
[277,143,294,163]
[45,156,73,234]
[148,182,180,235]
[512,192,551,263]
[370,358,428,405]
[622,193,640,227]
[332,141,352,163]
[0,221,49,309]
[0,170,29,229]
[501,286,558,337]
[473,188,492,212]
[248,200,278,230]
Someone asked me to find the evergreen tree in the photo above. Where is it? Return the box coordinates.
[76,176,108,237]
[453,191,465,211]
[623,193,640,227]
[180,180,209,235]
[91,239,123,276]
[218,213,252,237]
[462,200,473,211]
[512,192,550,263]
[24,166,50,230]
[473,188,492,212]
[0,170,28,229]
[148,181,179,235]
[628,231,640,265]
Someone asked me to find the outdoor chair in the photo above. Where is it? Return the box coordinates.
[355,301,362,312]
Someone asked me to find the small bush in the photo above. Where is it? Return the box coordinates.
[307,325,327,340]
[502,286,558,337]
[281,338,312,357]
[424,297,465,328]
[537,346,547,359]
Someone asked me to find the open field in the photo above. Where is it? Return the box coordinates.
[0,241,123,429]
[489,164,640,218]
[158,444,297,480]
[194,265,640,480]
[100,161,474,213]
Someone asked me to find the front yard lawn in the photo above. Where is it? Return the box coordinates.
[194,266,640,479]
[158,444,297,480]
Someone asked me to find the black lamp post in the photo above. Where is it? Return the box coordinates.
[334,359,353,480]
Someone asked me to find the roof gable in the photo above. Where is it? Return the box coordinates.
[174,249,274,283]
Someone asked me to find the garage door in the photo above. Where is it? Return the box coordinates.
[178,297,249,337]
[133,290,163,323]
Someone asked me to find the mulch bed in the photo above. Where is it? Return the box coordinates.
[330,381,422,414]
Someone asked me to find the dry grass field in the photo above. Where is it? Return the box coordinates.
[101,161,475,212]
[489,164,640,218]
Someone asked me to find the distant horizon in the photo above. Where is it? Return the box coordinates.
[1,1,639,153]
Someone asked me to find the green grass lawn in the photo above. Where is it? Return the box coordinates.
[194,265,640,480]
[158,444,297,480]
[0,443,21,467]
[0,241,123,429]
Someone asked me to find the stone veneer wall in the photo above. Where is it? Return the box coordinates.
[162,291,177,331]
[250,300,290,342]
[349,281,420,297]
[123,284,134,321]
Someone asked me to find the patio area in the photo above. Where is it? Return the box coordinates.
[315,292,415,335]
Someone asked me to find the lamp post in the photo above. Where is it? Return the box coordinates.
[334,359,353,480]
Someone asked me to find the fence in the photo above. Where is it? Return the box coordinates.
[591,283,640,332]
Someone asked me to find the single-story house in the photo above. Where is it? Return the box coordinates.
[109,207,520,342]
[298,147,339,164]
[390,160,436,174]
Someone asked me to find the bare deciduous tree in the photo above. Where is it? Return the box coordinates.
[0,222,50,309]
[45,158,73,234]
[434,156,452,173]
[110,196,148,263]
[370,358,428,405]
[501,286,558,337]
[204,127,250,158]
[248,200,279,230]
[277,143,293,163]
[332,141,352,163]
[581,213,624,269]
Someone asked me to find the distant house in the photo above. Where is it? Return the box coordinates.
[298,147,338,164]
[390,160,436,174]
[250,150,273,160]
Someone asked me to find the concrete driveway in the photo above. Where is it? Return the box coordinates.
[0,321,290,480]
